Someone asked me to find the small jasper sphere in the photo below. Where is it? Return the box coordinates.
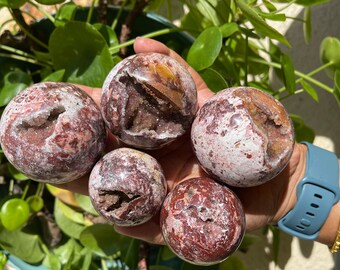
[89,147,167,226]
[101,52,197,149]
[191,86,295,187]
[0,82,105,184]
[160,177,245,266]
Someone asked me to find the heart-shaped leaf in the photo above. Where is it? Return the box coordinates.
[187,26,222,71]
[26,195,44,212]
[49,21,114,87]
[320,37,340,77]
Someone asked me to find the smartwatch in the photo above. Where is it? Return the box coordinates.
[277,141,340,240]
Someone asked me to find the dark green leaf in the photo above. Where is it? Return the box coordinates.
[303,7,312,44]
[35,0,66,4]
[123,238,140,269]
[0,226,45,264]
[79,224,124,257]
[238,234,261,252]
[42,69,65,82]
[0,0,26,8]
[290,114,315,143]
[235,0,290,46]
[268,225,280,265]
[200,68,228,93]
[160,245,177,261]
[74,193,98,216]
[187,26,222,71]
[93,23,120,53]
[219,22,239,38]
[0,198,30,231]
[300,80,319,102]
[49,21,114,87]
[0,70,32,107]
[150,266,173,270]
[280,53,296,94]
[296,0,330,6]
[320,37,340,77]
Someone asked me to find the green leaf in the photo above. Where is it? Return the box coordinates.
[54,199,85,239]
[53,238,82,265]
[218,256,247,270]
[320,37,340,77]
[280,53,296,94]
[79,224,124,257]
[55,1,77,26]
[219,22,239,38]
[55,197,87,225]
[303,7,312,45]
[0,226,45,264]
[74,193,99,216]
[35,0,66,4]
[150,266,173,270]
[200,68,228,93]
[296,0,330,6]
[26,195,44,212]
[263,0,277,12]
[0,198,30,231]
[268,225,280,265]
[160,246,177,260]
[187,26,222,71]
[0,70,32,107]
[238,234,261,253]
[290,114,315,143]
[0,0,26,8]
[7,163,29,181]
[258,11,286,21]
[93,23,119,52]
[49,21,114,87]
[123,238,140,269]
[42,69,65,82]
[300,80,319,102]
[235,0,290,46]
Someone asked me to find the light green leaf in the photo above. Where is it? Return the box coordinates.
[74,193,99,216]
[258,11,286,21]
[55,1,77,26]
[300,80,319,102]
[187,26,222,71]
[55,197,87,225]
[49,21,114,87]
[320,37,340,77]
[303,7,312,44]
[200,68,228,93]
[219,22,239,38]
[333,70,340,106]
[7,164,29,181]
[235,0,290,46]
[42,69,65,82]
[0,198,30,231]
[26,195,44,212]
[280,53,296,94]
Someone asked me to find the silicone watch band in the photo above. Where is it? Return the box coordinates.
[278,142,340,240]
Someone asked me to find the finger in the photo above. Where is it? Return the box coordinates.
[54,174,90,196]
[133,37,214,108]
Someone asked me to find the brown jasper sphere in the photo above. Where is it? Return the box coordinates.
[89,147,167,226]
[0,82,105,184]
[101,52,197,149]
[160,177,245,266]
[191,86,295,187]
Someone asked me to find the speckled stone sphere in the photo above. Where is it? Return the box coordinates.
[160,177,245,266]
[191,87,295,187]
[0,82,105,184]
[89,147,167,226]
[101,52,197,149]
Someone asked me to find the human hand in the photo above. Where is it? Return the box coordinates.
[57,37,307,245]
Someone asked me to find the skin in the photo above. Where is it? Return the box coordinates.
[57,37,340,248]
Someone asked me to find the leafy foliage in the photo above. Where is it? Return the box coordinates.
[0,0,339,269]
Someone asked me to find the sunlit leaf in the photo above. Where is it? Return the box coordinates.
[303,7,312,44]
[74,193,98,216]
[219,22,239,38]
[300,80,319,102]
[42,69,65,82]
[320,37,340,77]
[187,26,222,71]
[0,198,30,231]
[49,21,114,87]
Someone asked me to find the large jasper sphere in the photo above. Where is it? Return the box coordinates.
[0,82,105,184]
[101,52,197,149]
[191,87,295,187]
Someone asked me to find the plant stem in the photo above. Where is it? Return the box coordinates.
[28,0,55,24]
[244,35,249,86]
[87,0,99,24]
[9,8,49,50]
[111,0,127,31]
[21,180,31,200]
[239,56,334,93]
[279,88,304,101]
[109,27,178,54]
[101,258,109,270]
[1,44,35,59]
[35,183,45,197]
[0,53,51,67]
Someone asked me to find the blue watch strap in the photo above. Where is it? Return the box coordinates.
[278,142,340,240]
